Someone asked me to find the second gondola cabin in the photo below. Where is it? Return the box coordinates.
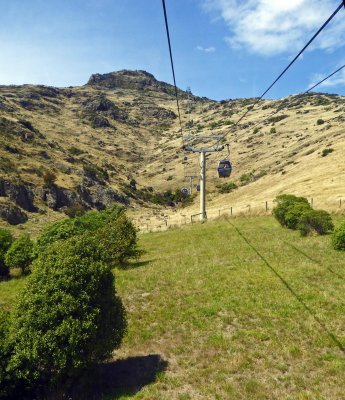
[217,160,232,178]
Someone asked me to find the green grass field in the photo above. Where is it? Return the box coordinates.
[1,216,345,399]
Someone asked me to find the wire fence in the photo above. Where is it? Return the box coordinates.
[134,197,345,233]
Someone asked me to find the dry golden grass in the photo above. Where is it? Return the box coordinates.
[0,74,344,231]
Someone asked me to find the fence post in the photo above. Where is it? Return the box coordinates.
[340,199,342,208]
[266,201,268,212]
[230,207,233,216]
[311,198,313,207]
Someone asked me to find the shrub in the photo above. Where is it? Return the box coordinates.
[8,235,127,394]
[332,222,345,250]
[0,229,13,278]
[67,147,84,156]
[316,119,325,125]
[95,214,139,265]
[284,202,312,230]
[240,174,252,184]
[5,234,34,274]
[64,203,88,218]
[273,194,310,227]
[216,182,238,194]
[321,148,334,157]
[298,209,334,236]
[43,170,57,188]
[36,206,123,254]
[270,127,276,134]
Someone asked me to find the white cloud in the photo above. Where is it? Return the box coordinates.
[309,66,345,90]
[202,0,345,55]
[196,45,216,52]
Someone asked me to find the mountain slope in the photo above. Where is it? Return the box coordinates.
[0,70,344,229]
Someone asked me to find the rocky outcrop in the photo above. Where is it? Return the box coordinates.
[0,117,42,142]
[40,185,77,210]
[40,183,129,211]
[81,95,128,125]
[86,70,190,99]
[77,184,129,210]
[0,203,28,225]
[0,179,37,212]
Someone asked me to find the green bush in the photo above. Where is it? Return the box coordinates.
[270,127,276,134]
[316,119,325,125]
[36,206,123,254]
[240,173,253,184]
[8,235,127,394]
[64,203,88,218]
[332,222,345,250]
[284,202,312,230]
[216,182,238,194]
[5,234,34,274]
[95,214,139,266]
[321,148,334,157]
[273,194,310,227]
[298,209,334,236]
[0,229,13,278]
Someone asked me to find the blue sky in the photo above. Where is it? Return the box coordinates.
[0,0,344,100]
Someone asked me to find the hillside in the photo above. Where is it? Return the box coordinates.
[1,217,345,398]
[0,69,344,229]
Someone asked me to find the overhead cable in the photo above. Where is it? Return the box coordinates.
[222,1,345,140]
[251,63,345,130]
[161,0,184,139]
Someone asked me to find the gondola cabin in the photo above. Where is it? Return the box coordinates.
[217,160,232,178]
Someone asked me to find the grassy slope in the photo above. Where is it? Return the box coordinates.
[1,217,344,399]
[114,217,345,399]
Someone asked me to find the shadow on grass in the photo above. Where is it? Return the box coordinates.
[72,354,168,399]
[117,259,154,270]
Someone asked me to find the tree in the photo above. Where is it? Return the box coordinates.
[5,234,34,274]
[0,229,13,278]
[8,234,127,394]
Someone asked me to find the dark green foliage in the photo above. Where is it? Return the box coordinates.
[36,206,123,254]
[284,202,312,230]
[316,118,325,125]
[273,194,310,228]
[95,214,139,265]
[273,195,333,237]
[67,147,84,156]
[123,185,194,207]
[332,222,345,250]
[0,310,13,399]
[267,114,288,124]
[8,235,127,392]
[298,209,334,236]
[0,229,13,278]
[5,234,34,274]
[64,203,88,218]
[321,148,334,157]
[270,127,276,134]
[240,173,253,184]
[216,182,238,194]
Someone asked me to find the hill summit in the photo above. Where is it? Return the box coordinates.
[0,69,344,230]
